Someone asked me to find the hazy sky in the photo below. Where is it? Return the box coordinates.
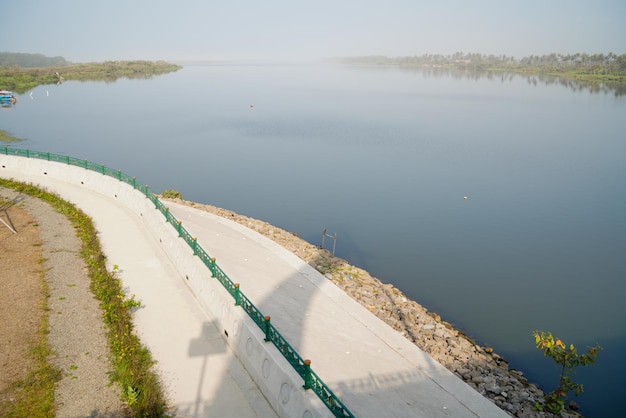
[2,0,625,63]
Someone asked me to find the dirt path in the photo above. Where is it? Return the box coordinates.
[0,194,44,412]
[0,188,127,417]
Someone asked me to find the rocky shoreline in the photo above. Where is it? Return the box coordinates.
[163,197,584,418]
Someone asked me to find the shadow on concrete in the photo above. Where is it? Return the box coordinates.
[184,219,508,417]
[185,321,227,417]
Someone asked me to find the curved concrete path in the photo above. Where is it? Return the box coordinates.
[1,155,508,418]
[1,159,277,418]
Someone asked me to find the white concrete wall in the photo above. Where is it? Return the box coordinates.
[0,154,332,418]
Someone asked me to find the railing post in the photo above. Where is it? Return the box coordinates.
[26,149,30,158]
[210,258,216,277]
[192,237,197,255]
[46,152,50,161]
[132,177,136,188]
[264,316,271,342]
[177,221,182,237]
[117,169,122,180]
[303,360,313,390]
[234,283,241,306]
[65,155,69,164]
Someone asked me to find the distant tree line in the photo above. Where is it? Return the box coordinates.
[0,52,70,68]
[332,52,626,81]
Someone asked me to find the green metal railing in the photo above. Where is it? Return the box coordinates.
[2,146,354,418]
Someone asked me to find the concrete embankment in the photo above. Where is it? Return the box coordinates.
[165,202,585,418]
[0,153,561,417]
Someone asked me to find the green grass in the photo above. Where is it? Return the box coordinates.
[0,178,169,417]
[495,66,626,84]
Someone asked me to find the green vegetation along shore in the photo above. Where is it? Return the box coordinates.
[1,53,181,94]
[332,52,626,95]
[333,52,626,80]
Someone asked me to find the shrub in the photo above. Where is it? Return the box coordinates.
[532,330,601,414]
[160,189,182,199]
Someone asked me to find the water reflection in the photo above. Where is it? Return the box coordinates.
[360,65,626,97]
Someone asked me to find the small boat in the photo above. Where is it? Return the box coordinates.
[0,90,17,104]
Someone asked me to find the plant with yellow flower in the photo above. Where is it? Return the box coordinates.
[532,330,601,414]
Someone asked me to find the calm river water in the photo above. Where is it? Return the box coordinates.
[3,64,625,417]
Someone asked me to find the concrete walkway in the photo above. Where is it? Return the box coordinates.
[1,157,508,418]
[1,162,277,418]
